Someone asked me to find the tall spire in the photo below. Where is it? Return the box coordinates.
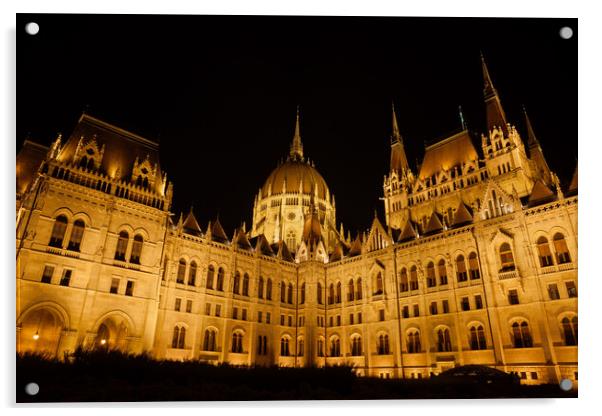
[523,105,552,184]
[390,102,410,174]
[480,53,508,134]
[289,105,304,161]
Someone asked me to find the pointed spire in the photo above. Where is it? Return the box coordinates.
[480,53,508,134]
[523,105,539,147]
[289,105,304,161]
[458,105,467,130]
[523,105,552,184]
[390,102,410,174]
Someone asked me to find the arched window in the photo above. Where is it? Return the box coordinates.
[280,337,290,356]
[130,234,143,264]
[206,265,215,289]
[469,325,487,350]
[216,267,224,291]
[172,326,185,349]
[468,252,480,280]
[176,259,186,284]
[232,271,241,294]
[114,230,129,261]
[499,243,516,272]
[562,317,578,346]
[456,255,468,282]
[231,332,243,353]
[348,279,355,302]
[438,259,448,285]
[553,233,572,264]
[300,283,306,304]
[328,284,335,305]
[287,283,294,304]
[67,219,85,252]
[188,261,197,286]
[409,266,418,290]
[426,262,436,288]
[512,321,533,348]
[356,278,363,300]
[377,334,390,355]
[351,335,362,356]
[407,330,421,353]
[242,273,250,296]
[203,329,217,351]
[330,337,341,357]
[79,155,89,169]
[436,328,452,352]
[286,230,296,254]
[374,272,384,295]
[258,276,264,299]
[400,268,409,292]
[317,339,324,357]
[266,278,272,300]
[537,236,554,267]
[298,339,304,357]
[317,282,323,305]
[281,282,287,303]
[336,282,342,303]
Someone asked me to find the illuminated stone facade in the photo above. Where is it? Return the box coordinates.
[16,58,577,385]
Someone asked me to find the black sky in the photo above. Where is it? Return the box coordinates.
[17,14,577,235]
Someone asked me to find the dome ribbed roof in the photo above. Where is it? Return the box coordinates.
[261,160,329,199]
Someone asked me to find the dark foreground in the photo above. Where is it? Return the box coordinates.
[17,350,576,402]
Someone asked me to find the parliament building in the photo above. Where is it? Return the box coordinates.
[16,57,578,385]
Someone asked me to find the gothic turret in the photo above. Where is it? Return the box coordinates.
[481,53,508,135]
[524,106,553,185]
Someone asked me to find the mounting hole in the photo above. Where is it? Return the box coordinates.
[25,22,40,35]
[559,26,573,40]
[559,378,573,391]
[24,382,40,396]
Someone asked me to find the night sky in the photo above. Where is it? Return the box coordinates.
[17,14,577,235]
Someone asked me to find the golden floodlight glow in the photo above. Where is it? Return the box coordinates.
[32,332,40,340]
[100,339,107,345]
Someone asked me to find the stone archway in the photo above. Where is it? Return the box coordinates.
[93,316,130,351]
[18,308,64,356]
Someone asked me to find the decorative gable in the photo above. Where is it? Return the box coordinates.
[131,154,158,190]
[73,134,105,171]
[476,179,517,220]
[366,216,392,252]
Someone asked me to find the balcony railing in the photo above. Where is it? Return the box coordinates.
[498,270,518,280]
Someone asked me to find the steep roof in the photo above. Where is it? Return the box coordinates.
[210,217,229,244]
[424,211,445,235]
[418,130,478,179]
[182,209,202,236]
[398,220,418,242]
[452,202,474,227]
[567,164,578,196]
[528,179,556,207]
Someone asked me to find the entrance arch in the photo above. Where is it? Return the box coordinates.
[18,307,65,356]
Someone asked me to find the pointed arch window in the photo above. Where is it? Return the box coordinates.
[49,215,68,248]
[216,267,225,291]
[562,317,578,346]
[436,328,452,352]
[512,321,533,348]
[176,259,186,284]
[456,255,468,282]
[317,282,323,305]
[407,330,421,353]
[281,282,287,303]
[469,325,487,350]
[328,283,335,305]
[356,278,363,300]
[114,230,129,261]
[317,339,324,357]
[203,328,217,351]
[336,282,342,303]
[258,276,264,299]
[297,339,304,357]
[553,233,571,264]
[206,265,215,289]
[129,234,143,264]
[280,337,290,356]
[67,219,85,252]
[231,332,243,353]
[300,283,306,304]
[377,334,390,355]
[242,273,250,296]
[330,337,341,357]
[468,252,480,280]
[266,278,272,300]
[348,279,355,301]
[426,262,436,288]
[400,268,409,292]
[499,243,516,272]
[172,326,186,349]
[409,266,419,290]
[188,261,197,286]
[537,236,554,267]
[351,335,363,356]
[287,283,294,304]
[232,271,241,294]
[438,259,448,285]
[374,272,384,295]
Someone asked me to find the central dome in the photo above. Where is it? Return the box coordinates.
[262,159,329,199]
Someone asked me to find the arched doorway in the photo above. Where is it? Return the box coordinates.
[18,308,64,356]
[93,316,130,351]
